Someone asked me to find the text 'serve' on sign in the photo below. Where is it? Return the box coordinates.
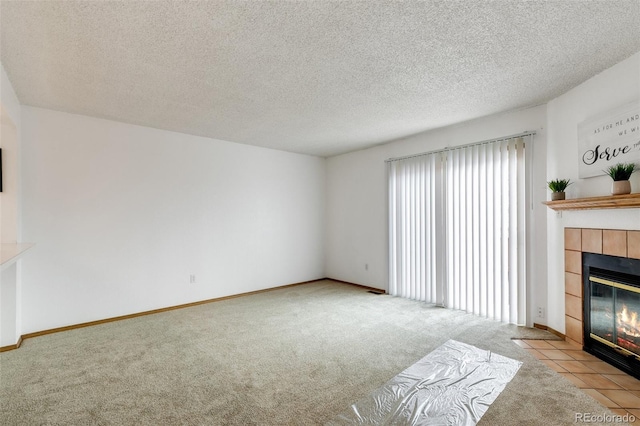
[578,101,640,178]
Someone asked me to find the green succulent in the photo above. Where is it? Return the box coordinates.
[604,163,638,181]
[547,179,572,192]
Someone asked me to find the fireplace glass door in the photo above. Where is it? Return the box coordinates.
[590,276,640,357]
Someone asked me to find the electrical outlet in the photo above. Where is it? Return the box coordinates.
[537,306,545,319]
[190,274,196,284]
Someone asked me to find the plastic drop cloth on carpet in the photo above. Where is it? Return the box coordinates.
[328,339,522,426]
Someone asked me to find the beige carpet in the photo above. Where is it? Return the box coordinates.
[0,280,623,425]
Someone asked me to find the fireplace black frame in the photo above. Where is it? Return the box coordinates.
[582,252,640,380]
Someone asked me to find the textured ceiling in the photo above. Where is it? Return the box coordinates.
[1,1,639,157]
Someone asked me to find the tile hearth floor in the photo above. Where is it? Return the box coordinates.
[514,339,640,424]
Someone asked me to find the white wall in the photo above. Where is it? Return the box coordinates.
[1,63,21,129]
[0,62,23,347]
[20,107,325,333]
[1,63,22,234]
[546,52,640,333]
[1,62,23,244]
[326,105,548,326]
[1,109,19,243]
[0,111,20,346]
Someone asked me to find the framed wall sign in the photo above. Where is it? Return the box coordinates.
[577,101,640,178]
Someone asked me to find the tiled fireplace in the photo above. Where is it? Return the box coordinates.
[564,228,640,378]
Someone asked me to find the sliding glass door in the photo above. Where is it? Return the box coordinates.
[388,135,530,324]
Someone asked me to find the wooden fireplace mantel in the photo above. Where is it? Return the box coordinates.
[544,193,640,211]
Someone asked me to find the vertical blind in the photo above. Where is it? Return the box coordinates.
[388,134,530,324]
[388,153,440,302]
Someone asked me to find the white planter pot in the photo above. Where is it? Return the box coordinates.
[611,180,631,195]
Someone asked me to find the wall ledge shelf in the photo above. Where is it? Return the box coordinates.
[543,193,640,211]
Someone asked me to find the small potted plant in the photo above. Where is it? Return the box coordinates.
[604,163,638,195]
[548,179,572,201]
